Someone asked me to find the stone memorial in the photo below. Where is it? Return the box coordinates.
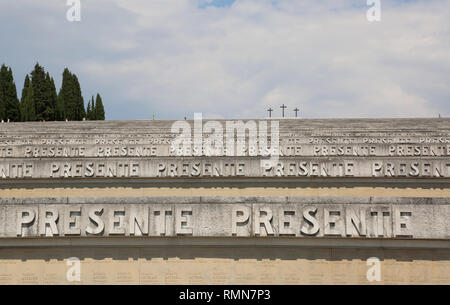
[0,118,449,284]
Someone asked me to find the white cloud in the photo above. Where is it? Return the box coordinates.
[1,0,449,119]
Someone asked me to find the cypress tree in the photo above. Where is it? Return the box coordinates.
[42,72,57,121]
[24,76,36,122]
[72,74,85,120]
[89,96,96,120]
[49,74,57,120]
[0,69,4,120]
[30,63,56,121]
[20,75,34,121]
[5,66,20,121]
[59,68,76,120]
[19,76,28,121]
[91,96,96,120]
[0,84,3,121]
[59,68,86,120]
[86,99,90,120]
[95,93,105,120]
[58,68,73,120]
[0,65,20,121]
[0,64,104,122]
[30,63,47,121]
[56,92,65,121]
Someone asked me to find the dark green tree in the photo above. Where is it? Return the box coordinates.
[0,64,105,122]
[0,64,20,121]
[57,68,73,120]
[59,68,86,120]
[0,65,9,120]
[56,93,65,121]
[19,75,28,121]
[30,63,46,121]
[20,75,36,122]
[95,93,105,120]
[0,84,3,121]
[86,98,91,120]
[72,74,86,120]
[30,63,56,121]
[87,95,96,120]
[91,95,96,119]
[45,73,57,121]
[59,68,75,120]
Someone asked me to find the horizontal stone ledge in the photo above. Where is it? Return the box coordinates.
[1,157,450,179]
[0,195,448,205]
[1,143,450,158]
[1,130,449,138]
[2,197,449,240]
[0,236,449,249]
[0,117,448,128]
[0,120,448,151]
[1,135,449,144]
[1,176,450,187]
[2,128,449,134]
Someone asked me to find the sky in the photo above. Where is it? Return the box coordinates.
[0,0,449,120]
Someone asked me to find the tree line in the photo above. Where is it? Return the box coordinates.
[0,63,105,122]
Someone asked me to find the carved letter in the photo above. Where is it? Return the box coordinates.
[129,207,149,236]
[278,209,296,236]
[64,206,81,236]
[16,208,36,237]
[153,207,173,236]
[109,207,125,235]
[86,207,104,235]
[231,206,250,236]
[394,208,413,237]
[39,208,59,237]
[301,206,320,236]
[254,207,274,236]
[346,207,366,237]
[324,208,344,236]
[175,207,193,235]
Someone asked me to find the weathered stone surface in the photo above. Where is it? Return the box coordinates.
[1,119,449,183]
[0,119,449,285]
[1,196,449,240]
[1,157,450,179]
[0,118,449,159]
[2,142,447,158]
[0,119,448,244]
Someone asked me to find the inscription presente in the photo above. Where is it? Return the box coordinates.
[1,159,449,178]
[12,203,414,238]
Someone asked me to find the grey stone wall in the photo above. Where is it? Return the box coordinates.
[0,118,449,179]
[0,119,448,243]
[2,196,449,240]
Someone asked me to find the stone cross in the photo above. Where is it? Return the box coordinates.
[267,108,273,118]
[294,108,300,118]
[280,104,287,118]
